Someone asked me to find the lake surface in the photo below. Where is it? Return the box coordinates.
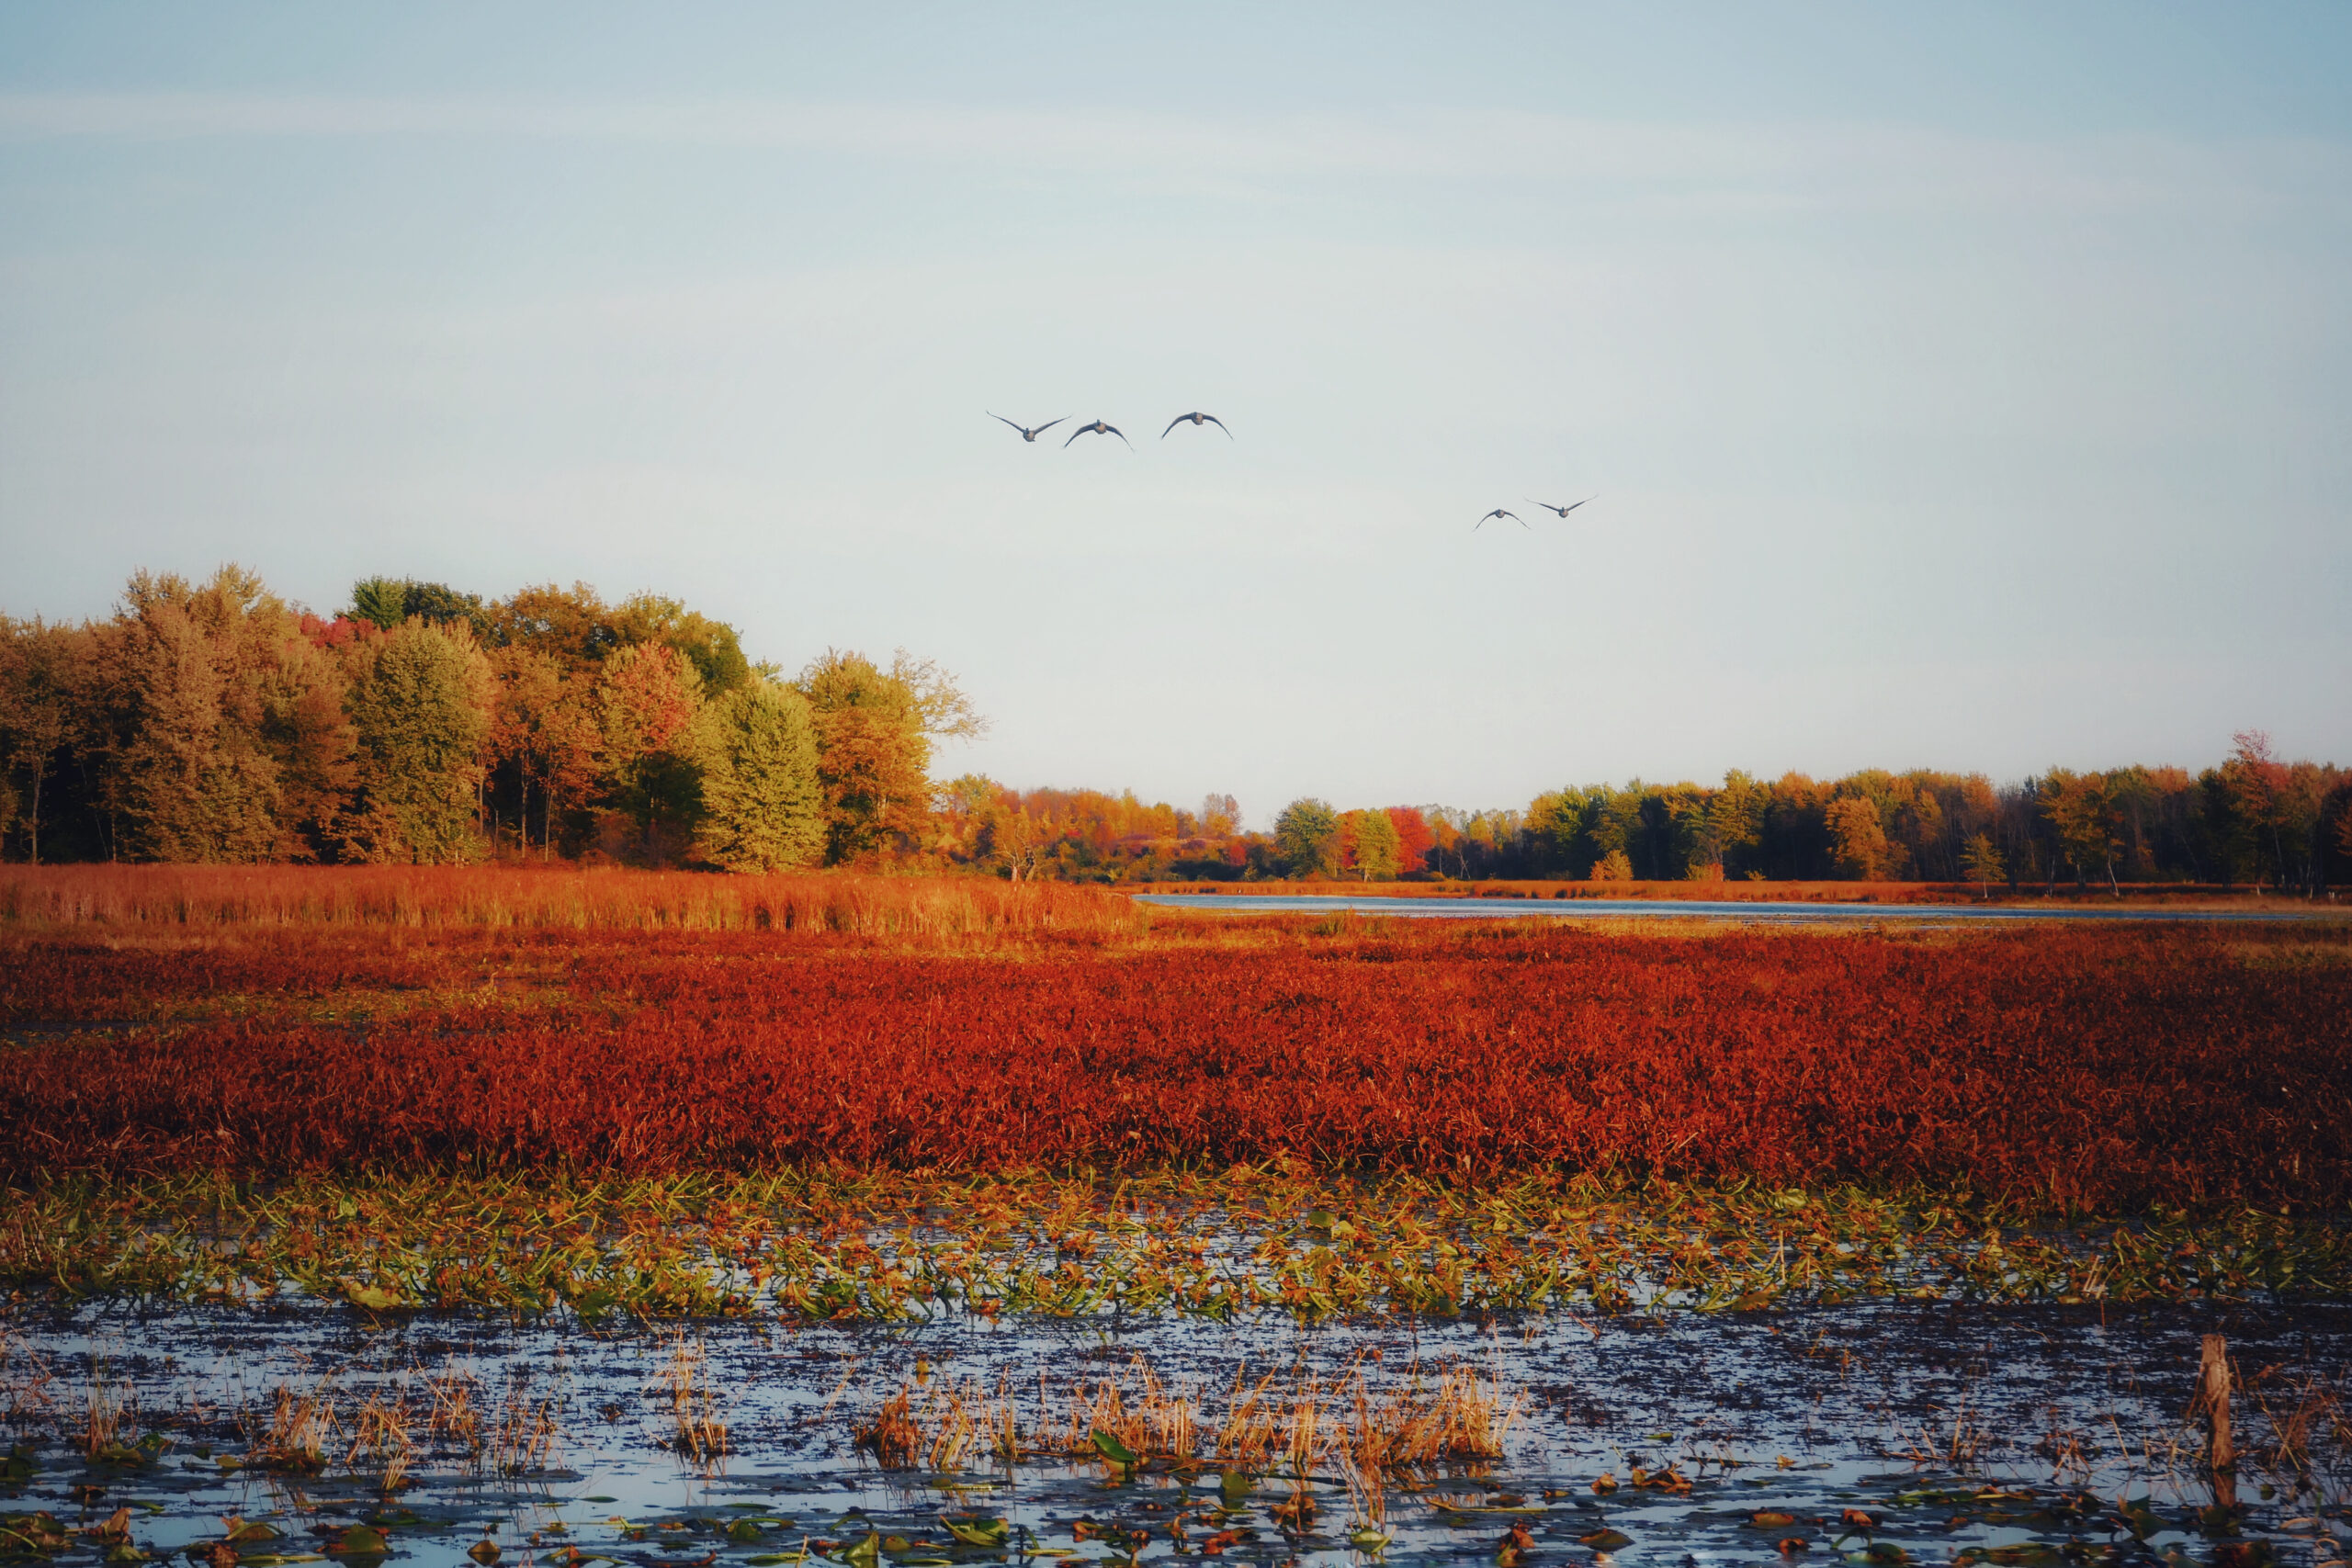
[1134,894,2327,924]
[8,1300,2345,1568]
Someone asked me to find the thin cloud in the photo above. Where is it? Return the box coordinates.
[1,91,2340,218]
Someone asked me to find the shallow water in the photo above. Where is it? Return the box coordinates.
[1132,895,2322,924]
[8,1302,2346,1568]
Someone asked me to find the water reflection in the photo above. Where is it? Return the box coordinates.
[4,1302,2344,1568]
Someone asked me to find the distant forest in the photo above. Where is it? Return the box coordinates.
[3,568,2347,891]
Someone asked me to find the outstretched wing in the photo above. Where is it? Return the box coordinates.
[1558,495,1594,515]
[1064,423,1089,446]
[1106,423,1133,449]
[1202,413,1232,438]
[989,412,1025,434]
[1034,416,1067,435]
[1161,414,1189,439]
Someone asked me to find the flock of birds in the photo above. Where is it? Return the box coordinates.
[989,411,1229,447]
[989,411,1593,530]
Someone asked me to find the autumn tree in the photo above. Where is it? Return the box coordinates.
[594,642,707,861]
[485,581,619,673]
[1960,831,2006,899]
[263,630,359,859]
[485,645,598,857]
[85,568,330,863]
[339,620,494,863]
[1825,795,1893,881]
[1199,794,1240,838]
[795,648,982,865]
[0,619,83,863]
[1385,807,1434,874]
[2042,769,2123,893]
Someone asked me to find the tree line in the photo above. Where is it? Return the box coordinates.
[4,567,2347,891]
[1260,741,2350,893]
[0,568,976,871]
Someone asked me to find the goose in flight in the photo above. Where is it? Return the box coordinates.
[1161,411,1232,439]
[1064,419,1132,449]
[1476,508,1526,530]
[990,413,1067,443]
[1527,496,1596,518]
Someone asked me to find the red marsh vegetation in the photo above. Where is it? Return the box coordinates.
[2,866,2346,1213]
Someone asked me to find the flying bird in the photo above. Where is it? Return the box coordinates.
[1527,496,1596,518]
[1161,411,1232,439]
[989,413,1066,443]
[1476,509,1526,529]
[1064,419,1132,449]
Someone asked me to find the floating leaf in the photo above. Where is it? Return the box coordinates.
[1089,1430,1137,1470]
[1581,1530,1634,1551]
[943,1521,1008,1550]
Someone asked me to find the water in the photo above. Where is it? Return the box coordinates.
[1132,895,2326,924]
[9,1301,2346,1568]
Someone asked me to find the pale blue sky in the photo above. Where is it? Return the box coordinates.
[3,5,2346,824]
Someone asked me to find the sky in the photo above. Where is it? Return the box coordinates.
[2,4,2347,828]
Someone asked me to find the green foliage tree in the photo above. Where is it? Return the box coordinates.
[1273,797,1340,879]
[611,593,752,694]
[696,681,824,873]
[1341,807,1402,880]
[348,577,491,638]
[339,620,494,863]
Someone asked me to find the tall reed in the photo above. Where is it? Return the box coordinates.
[0,864,1145,942]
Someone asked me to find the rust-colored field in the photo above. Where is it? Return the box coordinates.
[4,868,2346,1213]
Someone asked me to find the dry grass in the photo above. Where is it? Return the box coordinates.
[424,1361,482,1455]
[256,1379,336,1472]
[851,1352,1521,1478]
[650,1338,729,1468]
[0,1332,56,1431]
[78,1360,137,1459]
[487,1375,560,1475]
[345,1385,415,1491]
[0,864,1144,942]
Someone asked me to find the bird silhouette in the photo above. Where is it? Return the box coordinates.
[1064,419,1132,449]
[1476,509,1526,529]
[1527,496,1596,518]
[989,413,1066,443]
[1161,412,1232,439]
